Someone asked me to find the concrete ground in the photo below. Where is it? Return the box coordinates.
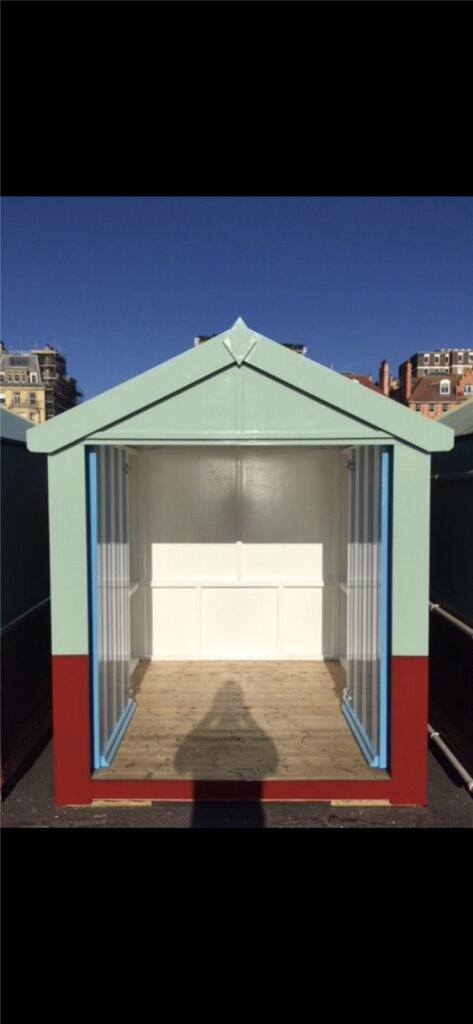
[1,739,472,827]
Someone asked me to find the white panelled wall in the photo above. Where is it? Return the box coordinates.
[129,448,348,660]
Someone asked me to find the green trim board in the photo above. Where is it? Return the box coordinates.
[27,319,454,455]
[391,443,431,656]
[48,445,89,654]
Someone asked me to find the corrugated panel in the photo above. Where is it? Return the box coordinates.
[89,446,135,769]
[343,446,389,768]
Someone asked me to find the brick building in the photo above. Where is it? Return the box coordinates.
[403,347,473,378]
[378,347,473,420]
[407,370,473,420]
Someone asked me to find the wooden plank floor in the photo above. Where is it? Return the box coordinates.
[96,661,388,781]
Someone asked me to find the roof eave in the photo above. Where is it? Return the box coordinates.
[26,321,455,455]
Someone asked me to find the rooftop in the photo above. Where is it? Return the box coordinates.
[410,373,472,403]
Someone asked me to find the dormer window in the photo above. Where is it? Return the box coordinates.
[29,372,38,383]
[440,379,450,396]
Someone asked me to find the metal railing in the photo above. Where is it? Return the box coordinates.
[428,725,473,794]
[429,601,473,639]
[428,601,473,796]
[432,469,473,481]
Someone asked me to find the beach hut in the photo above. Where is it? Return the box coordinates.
[1,408,51,794]
[27,319,453,806]
[430,399,473,781]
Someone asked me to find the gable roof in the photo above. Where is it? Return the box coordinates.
[439,397,473,437]
[410,373,469,404]
[1,407,30,443]
[27,318,454,454]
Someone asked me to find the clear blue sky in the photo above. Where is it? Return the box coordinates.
[1,196,472,399]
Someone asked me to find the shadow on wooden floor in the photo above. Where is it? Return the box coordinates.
[175,679,279,827]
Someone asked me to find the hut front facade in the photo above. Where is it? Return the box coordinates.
[27,320,453,806]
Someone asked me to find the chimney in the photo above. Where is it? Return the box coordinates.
[379,359,390,396]
[400,360,413,403]
[193,335,217,347]
[282,343,308,356]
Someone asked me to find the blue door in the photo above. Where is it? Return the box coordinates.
[87,447,136,770]
[342,446,391,769]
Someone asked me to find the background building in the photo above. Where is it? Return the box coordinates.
[0,342,82,423]
[403,347,473,378]
[378,347,473,420]
[342,372,380,393]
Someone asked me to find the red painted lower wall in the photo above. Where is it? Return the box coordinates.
[52,656,91,805]
[390,656,429,806]
[52,655,429,807]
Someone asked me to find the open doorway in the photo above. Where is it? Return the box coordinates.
[89,445,390,781]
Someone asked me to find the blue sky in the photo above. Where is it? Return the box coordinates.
[1,196,472,399]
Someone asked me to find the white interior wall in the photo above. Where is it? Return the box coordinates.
[129,447,348,660]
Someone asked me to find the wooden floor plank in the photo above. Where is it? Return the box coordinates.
[96,661,388,781]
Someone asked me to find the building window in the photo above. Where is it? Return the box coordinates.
[416,403,421,411]
[469,352,473,363]
[0,373,4,381]
[434,354,440,364]
[13,373,20,382]
[0,394,5,405]
[29,392,37,404]
[465,384,473,395]
[440,380,450,395]
[29,372,38,383]
[424,354,430,364]
[458,352,463,362]
[429,403,435,412]
[13,392,20,405]
[442,403,448,412]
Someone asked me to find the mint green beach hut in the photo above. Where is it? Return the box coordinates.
[27,319,453,806]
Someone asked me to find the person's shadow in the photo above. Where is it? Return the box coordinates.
[174,679,279,828]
